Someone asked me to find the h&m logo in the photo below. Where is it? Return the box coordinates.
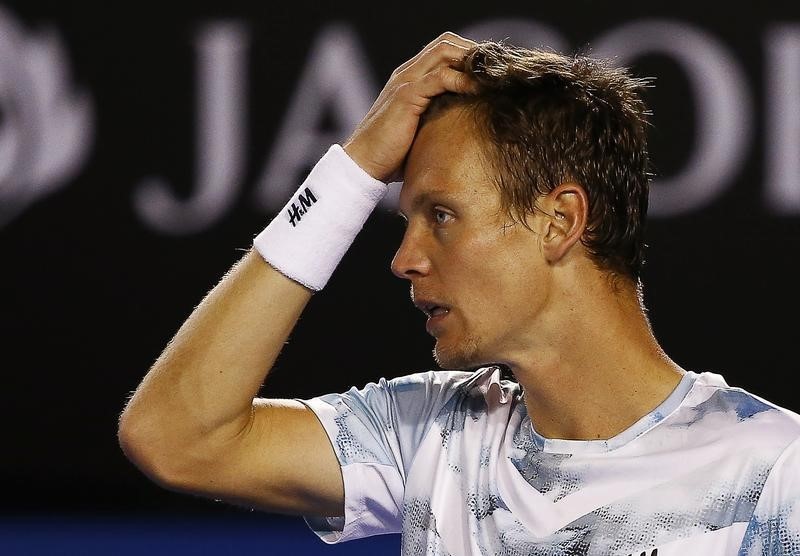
[286,187,318,227]
[628,550,658,556]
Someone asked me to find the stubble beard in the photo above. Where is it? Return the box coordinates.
[432,333,482,370]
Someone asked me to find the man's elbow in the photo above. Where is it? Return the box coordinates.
[117,406,198,493]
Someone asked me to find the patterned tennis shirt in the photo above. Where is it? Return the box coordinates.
[300,367,800,555]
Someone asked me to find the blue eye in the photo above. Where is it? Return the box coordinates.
[434,209,452,225]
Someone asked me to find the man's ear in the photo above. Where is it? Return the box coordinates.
[538,182,588,263]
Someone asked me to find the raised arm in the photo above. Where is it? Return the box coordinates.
[117,31,477,517]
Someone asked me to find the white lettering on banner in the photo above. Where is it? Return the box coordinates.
[0,14,799,233]
[134,22,249,234]
[765,25,800,213]
[252,24,380,212]
[0,6,93,228]
[592,19,753,217]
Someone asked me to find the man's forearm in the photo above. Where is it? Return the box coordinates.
[117,33,478,506]
[118,249,311,477]
[118,144,389,488]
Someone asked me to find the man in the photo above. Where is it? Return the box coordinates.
[118,32,800,555]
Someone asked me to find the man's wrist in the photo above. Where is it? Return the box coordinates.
[342,141,393,183]
[252,144,389,291]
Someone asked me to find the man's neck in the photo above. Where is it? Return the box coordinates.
[506,278,685,441]
[517,354,684,441]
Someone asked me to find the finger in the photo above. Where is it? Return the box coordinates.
[396,66,479,113]
[394,40,474,81]
[394,37,476,76]
[423,31,477,52]
[418,66,479,96]
[393,32,477,75]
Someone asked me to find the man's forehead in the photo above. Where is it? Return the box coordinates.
[407,106,489,167]
[398,106,498,213]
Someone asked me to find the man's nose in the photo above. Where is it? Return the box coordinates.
[391,228,431,279]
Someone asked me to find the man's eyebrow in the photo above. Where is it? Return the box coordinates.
[397,189,453,219]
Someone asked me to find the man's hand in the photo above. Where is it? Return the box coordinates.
[343,32,478,182]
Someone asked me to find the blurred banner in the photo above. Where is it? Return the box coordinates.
[2,0,799,546]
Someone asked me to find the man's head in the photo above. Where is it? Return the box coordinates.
[422,41,653,282]
[393,41,654,370]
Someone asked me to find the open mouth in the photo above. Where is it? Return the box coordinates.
[417,302,450,318]
[414,301,452,335]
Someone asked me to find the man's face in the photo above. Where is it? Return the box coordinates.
[393,107,551,370]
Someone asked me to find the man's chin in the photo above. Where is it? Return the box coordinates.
[432,336,483,370]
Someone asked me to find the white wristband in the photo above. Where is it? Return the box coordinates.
[253,144,389,291]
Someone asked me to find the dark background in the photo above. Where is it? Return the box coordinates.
[2,1,799,553]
